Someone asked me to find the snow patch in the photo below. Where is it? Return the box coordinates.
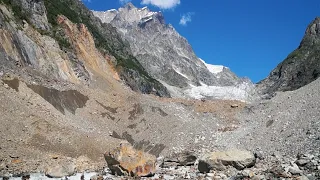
[173,67,189,80]
[199,58,224,74]
[146,11,157,17]
[140,7,148,11]
[107,9,117,12]
[184,82,253,101]
[141,16,153,23]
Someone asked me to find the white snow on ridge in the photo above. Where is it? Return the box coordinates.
[173,67,190,80]
[140,7,148,11]
[107,9,117,12]
[199,58,224,74]
[206,64,224,74]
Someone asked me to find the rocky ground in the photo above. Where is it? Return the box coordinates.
[0,70,319,179]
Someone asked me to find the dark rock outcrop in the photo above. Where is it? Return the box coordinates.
[258,17,320,95]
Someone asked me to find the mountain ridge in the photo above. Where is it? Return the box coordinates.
[93,3,255,101]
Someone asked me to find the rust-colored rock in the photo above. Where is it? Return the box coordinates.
[104,142,156,177]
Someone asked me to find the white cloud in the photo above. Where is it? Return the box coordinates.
[120,0,132,4]
[141,0,180,9]
[179,12,194,26]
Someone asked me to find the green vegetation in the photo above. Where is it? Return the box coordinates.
[0,0,30,24]
[286,49,303,59]
[54,33,71,49]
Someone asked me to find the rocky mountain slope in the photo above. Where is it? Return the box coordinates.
[0,0,319,179]
[258,17,320,95]
[0,0,169,97]
[93,3,255,101]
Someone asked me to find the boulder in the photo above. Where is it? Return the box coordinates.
[198,149,256,172]
[162,152,197,168]
[104,142,156,177]
[45,163,75,178]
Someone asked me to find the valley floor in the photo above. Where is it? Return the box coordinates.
[0,71,319,179]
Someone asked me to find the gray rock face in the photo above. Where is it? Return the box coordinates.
[0,0,170,97]
[13,0,50,30]
[93,3,255,101]
[258,17,320,95]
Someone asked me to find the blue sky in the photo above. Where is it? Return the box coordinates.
[82,0,320,82]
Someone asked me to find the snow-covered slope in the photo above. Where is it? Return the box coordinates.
[199,58,224,74]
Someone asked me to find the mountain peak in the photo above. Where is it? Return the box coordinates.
[306,17,320,36]
[299,17,320,47]
[124,2,136,10]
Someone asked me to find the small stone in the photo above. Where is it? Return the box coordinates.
[206,173,215,177]
[21,174,30,180]
[163,174,175,180]
[298,175,309,180]
[311,160,318,166]
[251,175,266,180]
[241,169,251,177]
[90,174,104,180]
[289,166,302,175]
[296,159,310,166]
[50,154,59,159]
[318,166,320,170]
[231,104,239,108]
[254,151,264,160]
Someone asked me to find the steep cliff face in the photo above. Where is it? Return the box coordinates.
[0,3,81,83]
[0,0,169,97]
[93,3,255,101]
[258,17,320,95]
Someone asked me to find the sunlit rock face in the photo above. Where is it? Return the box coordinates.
[93,3,255,101]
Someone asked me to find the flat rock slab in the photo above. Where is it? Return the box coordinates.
[162,152,197,168]
[104,142,156,177]
[199,149,256,172]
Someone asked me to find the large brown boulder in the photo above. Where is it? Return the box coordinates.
[104,142,156,177]
[198,149,256,173]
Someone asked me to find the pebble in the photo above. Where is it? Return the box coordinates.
[296,159,310,166]
[206,173,215,177]
[298,175,309,180]
[288,166,302,175]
